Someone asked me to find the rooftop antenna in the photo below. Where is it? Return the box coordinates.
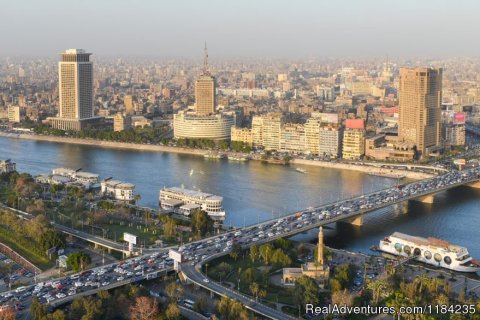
[203,42,209,74]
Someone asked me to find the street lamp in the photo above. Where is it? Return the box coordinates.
[237,278,240,291]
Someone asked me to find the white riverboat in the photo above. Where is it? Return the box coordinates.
[379,232,480,273]
[159,187,226,218]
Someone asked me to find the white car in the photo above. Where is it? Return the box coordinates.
[203,278,209,283]
[56,293,66,299]
[74,282,83,287]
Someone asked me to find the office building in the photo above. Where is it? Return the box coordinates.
[342,119,365,160]
[174,111,235,141]
[173,45,234,141]
[49,49,97,131]
[7,106,21,123]
[399,67,442,157]
[195,45,215,115]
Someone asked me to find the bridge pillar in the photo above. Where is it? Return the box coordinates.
[414,194,435,204]
[94,243,99,250]
[467,181,480,189]
[393,201,409,214]
[346,215,364,226]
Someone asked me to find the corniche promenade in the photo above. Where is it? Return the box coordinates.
[0,131,434,180]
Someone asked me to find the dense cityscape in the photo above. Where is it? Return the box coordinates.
[1,1,480,320]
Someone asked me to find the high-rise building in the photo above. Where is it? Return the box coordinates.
[173,45,234,141]
[195,45,215,115]
[399,67,442,157]
[49,49,97,131]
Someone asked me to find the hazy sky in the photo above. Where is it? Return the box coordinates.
[1,0,478,58]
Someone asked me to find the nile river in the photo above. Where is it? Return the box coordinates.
[1,137,480,258]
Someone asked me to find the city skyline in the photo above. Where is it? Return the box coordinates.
[2,0,480,58]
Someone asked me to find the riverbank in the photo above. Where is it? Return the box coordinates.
[291,159,434,180]
[0,132,434,180]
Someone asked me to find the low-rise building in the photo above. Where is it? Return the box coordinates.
[101,179,135,201]
[319,126,342,158]
[280,123,305,153]
[7,106,21,123]
[342,119,365,160]
[230,127,253,146]
[365,135,415,161]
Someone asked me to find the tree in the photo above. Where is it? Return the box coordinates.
[367,279,388,305]
[28,214,49,239]
[249,282,260,300]
[39,229,65,253]
[190,209,214,238]
[331,289,354,308]
[165,282,184,302]
[229,244,242,261]
[30,297,47,320]
[193,295,208,314]
[163,217,177,240]
[293,275,320,309]
[48,310,66,320]
[66,251,92,271]
[271,248,292,267]
[165,303,181,320]
[216,297,249,320]
[216,262,232,281]
[0,307,16,320]
[334,263,357,289]
[259,243,274,265]
[129,296,159,320]
[249,245,259,263]
[242,267,257,284]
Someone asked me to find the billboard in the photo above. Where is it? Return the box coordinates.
[123,233,137,245]
[454,112,465,124]
[453,159,466,166]
[46,247,57,255]
[345,118,365,129]
[169,249,183,262]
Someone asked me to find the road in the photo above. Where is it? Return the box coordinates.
[181,263,296,320]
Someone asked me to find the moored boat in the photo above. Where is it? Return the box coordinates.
[378,232,480,272]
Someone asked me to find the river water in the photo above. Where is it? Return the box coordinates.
[1,137,480,258]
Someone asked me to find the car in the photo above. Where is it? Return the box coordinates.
[203,278,209,283]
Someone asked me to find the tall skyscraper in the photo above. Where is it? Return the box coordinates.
[50,49,95,131]
[195,44,216,115]
[399,67,442,157]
